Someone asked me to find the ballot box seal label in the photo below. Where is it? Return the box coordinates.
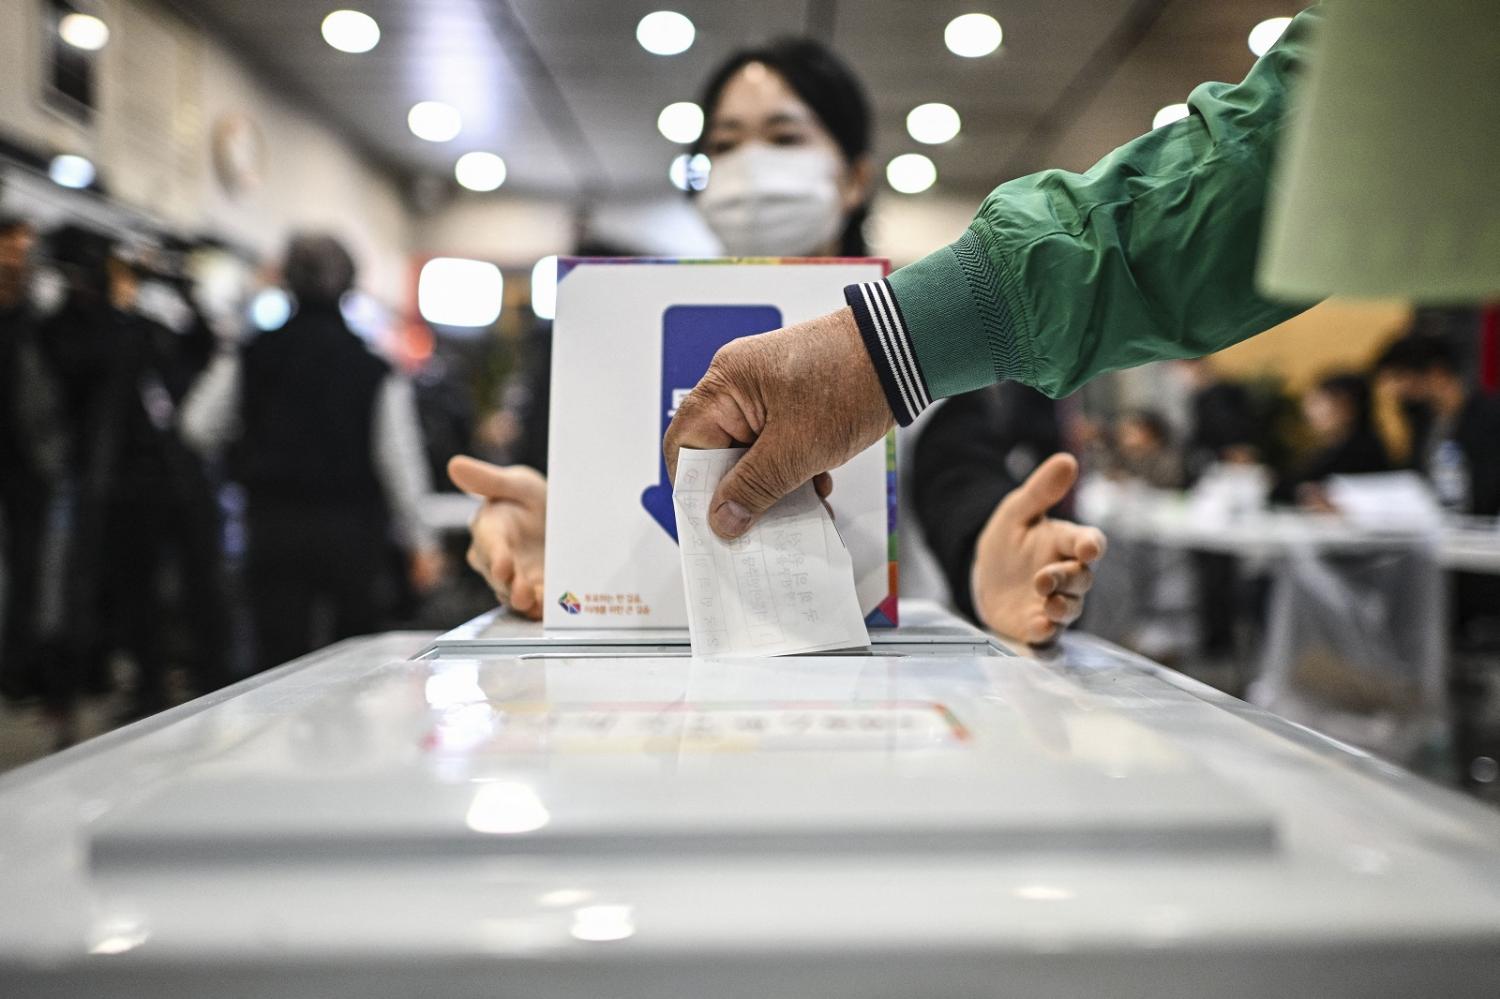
[423,700,971,754]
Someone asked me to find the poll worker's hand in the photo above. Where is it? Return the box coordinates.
[972,453,1108,646]
[664,307,893,539]
[448,456,547,620]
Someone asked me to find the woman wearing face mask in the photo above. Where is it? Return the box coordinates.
[450,39,1103,644]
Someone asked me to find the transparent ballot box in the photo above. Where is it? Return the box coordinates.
[3,602,1500,998]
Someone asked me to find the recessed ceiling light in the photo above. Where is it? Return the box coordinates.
[1152,103,1190,129]
[657,102,702,144]
[636,11,695,56]
[668,152,711,191]
[657,101,704,144]
[48,154,96,189]
[58,13,109,51]
[887,153,936,194]
[945,13,1002,58]
[907,103,961,144]
[408,101,462,142]
[321,10,380,54]
[1248,16,1292,57]
[418,258,503,327]
[454,151,507,192]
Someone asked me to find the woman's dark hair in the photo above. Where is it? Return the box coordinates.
[692,37,873,256]
[1314,372,1374,427]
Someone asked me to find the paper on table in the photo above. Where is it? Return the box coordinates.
[673,448,871,657]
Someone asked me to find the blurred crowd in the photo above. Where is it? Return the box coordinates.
[0,214,494,750]
[1071,338,1500,519]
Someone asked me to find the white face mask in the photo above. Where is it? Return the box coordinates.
[696,144,848,257]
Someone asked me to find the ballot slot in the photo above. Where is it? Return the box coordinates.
[478,642,1009,660]
[426,598,996,657]
[88,646,1277,871]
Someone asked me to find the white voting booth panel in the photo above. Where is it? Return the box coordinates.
[3,603,1500,998]
[544,258,898,631]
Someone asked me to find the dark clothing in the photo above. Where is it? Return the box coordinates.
[246,505,389,672]
[40,302,210,501]
[101,494,230,714]
[510,324,552,474]
[238,306,390,511]
[1446,393,1500,518]
[237,308,393,669]
[912,383,1063,622]
[1272,426,1392,505]
[1438,393,1500,644]
[1187,382,1258,482]
[36,300,228,709]
[2,300,62,699]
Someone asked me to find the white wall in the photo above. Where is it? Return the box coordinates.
[413,190,976,270]
[412,193,721,266]
[0,0,412,307]
[867,195,976,268]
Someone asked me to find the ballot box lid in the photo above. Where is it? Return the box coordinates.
[3,608,1500,998]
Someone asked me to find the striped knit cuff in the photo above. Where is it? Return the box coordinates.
[843,279,932,427]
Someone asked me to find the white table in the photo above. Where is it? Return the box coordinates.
[1090,490,1500,573]
[3,601,1499,997]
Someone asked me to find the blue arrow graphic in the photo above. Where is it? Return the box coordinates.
[641,304,784,542]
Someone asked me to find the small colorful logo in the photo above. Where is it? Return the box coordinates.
[558,591,582,615]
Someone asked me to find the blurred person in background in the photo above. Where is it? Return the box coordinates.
[181,233,442,671]
[1175,358,1261,481]
[1173,358,1263,660]
[37,227,228,728]
[1272,372,1390,508]
[451,38,1103,645]
[0,215,65,706]
[1110,411,1182,489]
[1375,334,1500,517]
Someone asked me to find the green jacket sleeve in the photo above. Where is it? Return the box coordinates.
[843,6,1321,420]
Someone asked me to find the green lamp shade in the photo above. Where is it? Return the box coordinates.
[1259,0,1500,302]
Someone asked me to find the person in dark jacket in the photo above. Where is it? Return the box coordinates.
[1273,373,1391,507]
[181,234,440,671]
[1376,335,1500,517]
[0,215,65,705]
[36,227,229,724]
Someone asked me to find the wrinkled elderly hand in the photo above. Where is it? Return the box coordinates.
[664,307,892,539]
[972,453,1108,645]
[448,456,547,620]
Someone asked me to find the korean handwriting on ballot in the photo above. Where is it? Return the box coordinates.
[672,447,870,657]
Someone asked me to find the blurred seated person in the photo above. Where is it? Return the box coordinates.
[1375,334,1500,517]
[1173,359,1261,480]
[1109,410,1182,489]
[181,234,442,671]
[449,38,1104,645]
[1272,373,1391,508]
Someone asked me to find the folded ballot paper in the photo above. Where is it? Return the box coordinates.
[673,448,871,657]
